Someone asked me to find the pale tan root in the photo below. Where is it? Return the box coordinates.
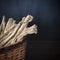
[3,17,26,47]
[0,23,16,40]
[0,27,16,49]
[0,25,1,35]
[0,17,26,48]
[0,26,16,43]
[4,18,16,33]
[12,15,33,39]
[0,16,6,34]
[0,18,16,40]
[9,15,33,45]
[2,28,15,47]
[11,24,37,45]
[0,15,38,49]
[17,24,37,42]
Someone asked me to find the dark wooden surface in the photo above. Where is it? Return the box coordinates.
[25,40,60,60]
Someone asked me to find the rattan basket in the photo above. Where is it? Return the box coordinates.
[0,38,27,60]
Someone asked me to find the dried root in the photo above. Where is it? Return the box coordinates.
[0,15,38,49]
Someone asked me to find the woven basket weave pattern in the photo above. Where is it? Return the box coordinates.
[0,40,27,60]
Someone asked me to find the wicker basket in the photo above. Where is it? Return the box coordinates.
[0,39,27,60]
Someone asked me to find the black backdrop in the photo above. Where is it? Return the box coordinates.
[0,0,60,60]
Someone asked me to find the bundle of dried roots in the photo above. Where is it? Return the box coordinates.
[0,15,38,49]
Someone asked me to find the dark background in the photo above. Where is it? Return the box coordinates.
[0,0,60,60]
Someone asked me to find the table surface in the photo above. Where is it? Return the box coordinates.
[25,40,60,60]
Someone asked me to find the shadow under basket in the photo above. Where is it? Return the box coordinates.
[0,38,27,60]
